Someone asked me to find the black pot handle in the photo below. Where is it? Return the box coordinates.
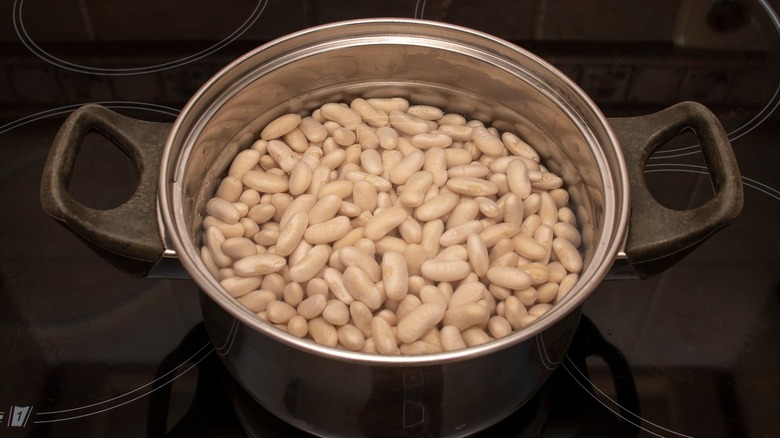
[608,101,743,278]
[40,104,171,268]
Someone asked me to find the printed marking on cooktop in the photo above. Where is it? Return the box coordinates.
[11,0,268,75]
[7,406,33,428]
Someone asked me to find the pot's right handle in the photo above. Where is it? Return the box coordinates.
[608,101,743,278]
[40,104,171,274]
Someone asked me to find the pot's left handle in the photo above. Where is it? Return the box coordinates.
[40,104,172,275]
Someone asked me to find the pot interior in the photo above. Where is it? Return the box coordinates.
[160,18,628,361]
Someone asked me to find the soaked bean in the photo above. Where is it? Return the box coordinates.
[461,326,491,347]
[233,254,286,276]
[261,113,301,140]
[364,206,408,240]
[420,259,471,282]
[288,315,309,338]
[338,324,366,351]
[297,293,327,320]
[552,237,583,274]
[397,302,446,344]
[442,303,490,331]
[288,244,330,283]
[320,103,362,130]
[350,98,389,127]
[237,289,277,313]
[266,300,297,324]
[440,325,467,351]
[322,299,350,326]
[382,251,410,301]
[371,316,399,355]
[299,116,328,142]
[309,317,339,347]
[343,265,383,310]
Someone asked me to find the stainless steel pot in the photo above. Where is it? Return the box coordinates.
[40,19,743,437]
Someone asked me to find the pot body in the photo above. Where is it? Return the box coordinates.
[159,19,627,436]
[201,290,582,437]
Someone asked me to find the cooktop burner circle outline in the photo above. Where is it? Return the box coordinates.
[11,0,269,76]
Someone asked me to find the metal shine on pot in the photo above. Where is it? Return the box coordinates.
[40,19,743,438]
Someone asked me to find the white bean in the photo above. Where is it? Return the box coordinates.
[471,126,505,155]
[461,326,491,347]
[233,254,286,276]
[299,116,328,142]
[266,300,297,324]
[320,103,362,130]
[242,170,289,194]
[288,161,312,196]
[297,294,327,320]
[389,150,425,185]
[275,211,308,257]
[440,325,467,351]
[420,259,471,282]
[412,133,452,150]
[288,244,330,283]
[442,303,491,331]
[447,176,499,197]
[288,315,309,338]
[371,315,399,355]
[237,289,277,313]
[338,324,366,351]
[389,110,430,135]
[304,216,351,244]
[366,97,409,113]
[215,176,243,202]
[414,192,459,222]
[350,98,389,127]
[397,302,446,344]
[440,220,484,247]
[309,317,338,347]
[552,237,583,274]
[322,299,350,326]
[220,275,263,298]
[553,222,582,248]
[382,250,409,301]
[206,198,241,225]
[363,207,405,240]
[260,113,301,140]
[449,282,486,309]
[343,265,383,310]
[376,126,399,149]
[486,266,533,290]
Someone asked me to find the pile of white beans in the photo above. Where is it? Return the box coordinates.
[199,97,583,355]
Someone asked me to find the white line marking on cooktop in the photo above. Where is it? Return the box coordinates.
[645,164,780,202]
[12,0,268,75]
[561,355,695,438]
[0,101,179,136]
[33,341,214,423]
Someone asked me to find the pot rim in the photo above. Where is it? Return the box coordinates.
[158,17,629,366]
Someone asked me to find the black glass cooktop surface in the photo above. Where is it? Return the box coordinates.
[1,1,778,436]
